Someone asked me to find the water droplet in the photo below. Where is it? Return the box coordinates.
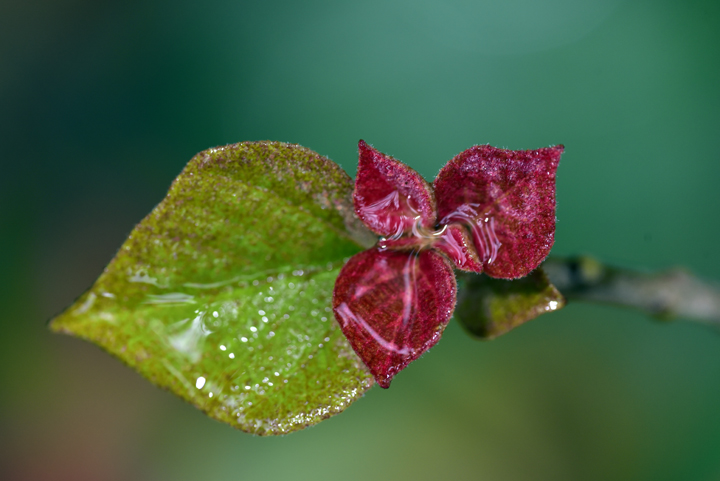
[250,326,258,333]
[213,311,219,318]
[252,280,259,286]
[262,316,268,322]
[258,310,266,316]
[219,345,226,351]
[209,392,213,398]
[195,377,206,389]
[229,353,235,359]
[241,337,248,342]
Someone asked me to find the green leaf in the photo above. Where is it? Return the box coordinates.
[455,268,565,339]
[50,142,377,435]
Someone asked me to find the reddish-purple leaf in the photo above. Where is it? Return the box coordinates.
[332,247,456,388]
[354,140,436,238]
[433,224,483,273]
[433,145,563,279]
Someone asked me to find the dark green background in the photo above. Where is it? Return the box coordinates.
[2,0,719,479]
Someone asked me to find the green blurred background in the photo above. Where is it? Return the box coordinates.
[2,0,720,479]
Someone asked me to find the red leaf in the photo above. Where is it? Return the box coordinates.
[354,140,436,238]
[332,247,456,388]
[433,223,483,273]
[433,145,563,279]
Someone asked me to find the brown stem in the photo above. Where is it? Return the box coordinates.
[542,256,720,325]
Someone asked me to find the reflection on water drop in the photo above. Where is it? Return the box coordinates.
[144,292,195,305]
[168,312,211,363]
[196,376,206,389]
